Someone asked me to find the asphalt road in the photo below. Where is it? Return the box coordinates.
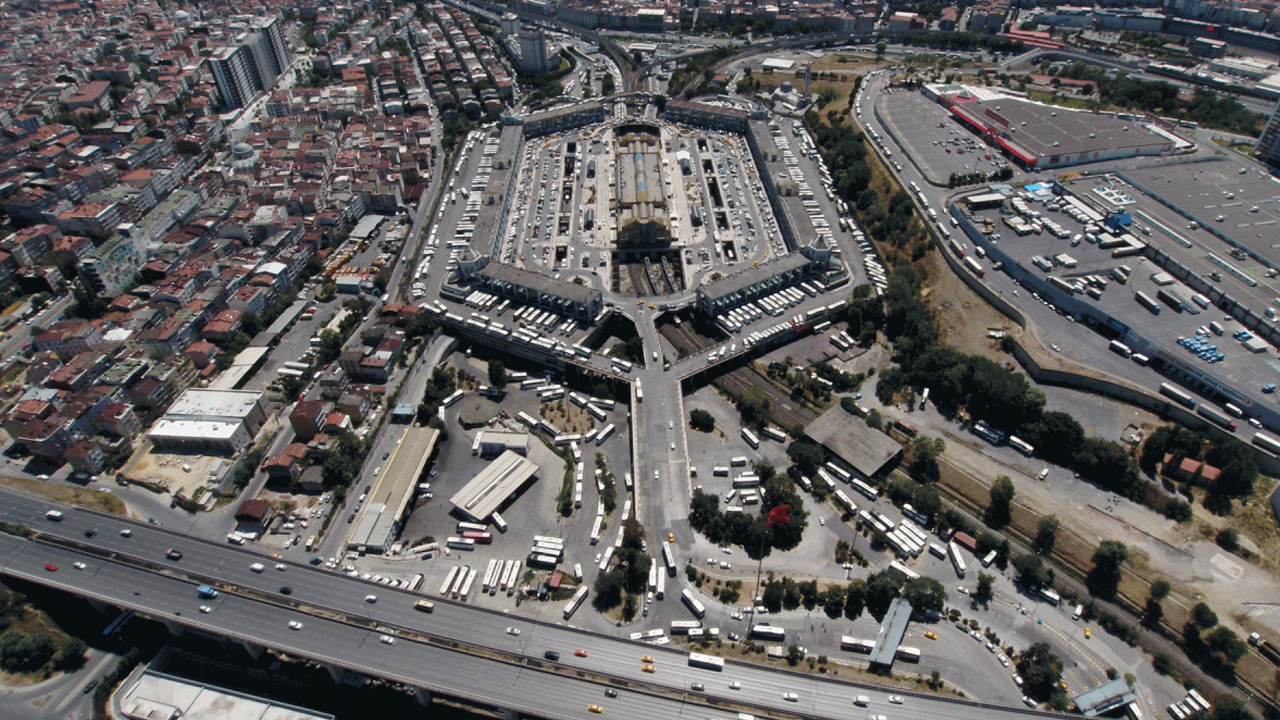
[0,489,1071,720]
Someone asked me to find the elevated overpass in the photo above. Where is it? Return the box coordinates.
[0,490,1066,720]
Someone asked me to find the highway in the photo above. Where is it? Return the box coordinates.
[0,490,1068,720]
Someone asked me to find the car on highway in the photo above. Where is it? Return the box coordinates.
[889,696,904,704]
[640,656,653,663]
[199,605,211,613]
[165,549,183,560]
[783,692,799,701]
[276,563,287,571]
[667,532,674,542]
[288,620,303,630]
[250,563,265,573]
[380,635,395,645]
[365,595,378,603]
[120,529,133,537]
[574,649,588,657]
[84,529,96,538]
[72,562,86,570]
[641,664,655,673]
[587,705,603,714]
[279,586,293,595]
[506,627,521,636]
[690,682,704,691]
[83,679,99,694]
[43,563,57,572]
[604,689,617,698]
[729,681,741,690]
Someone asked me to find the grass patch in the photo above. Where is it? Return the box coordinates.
[0,475,124,514]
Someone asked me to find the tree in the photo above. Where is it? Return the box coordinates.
[1150,579,1171,601]
[762,578,785,613]
[316,328,344,365]
[909,436,945,484]
[52,637,87,670]
[985,476,1016,528]
[902,577,946,616]
[592,569,624,611]
[1205,626,1248,662]
[974,572,995,606]
[823,584,846,618]
[1191,602,1218,629]
[487,360,507,388]
[690,409,715,432]
[1012,553,1054,590]
[1033,515,1059,555]
[1087,540,1129,599]
[1205,693,1257,720]
[1141,597,1164,630]
[1016,642,1064,701]
[736,387,772,427]
[1215,528,1240,553]
[844,579,866,620]
[865,571,905,621]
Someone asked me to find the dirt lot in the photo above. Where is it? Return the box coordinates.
[920,251,1018,359]
[0,475,124,515]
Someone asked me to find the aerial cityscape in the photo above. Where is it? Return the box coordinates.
[2,0,1280,719]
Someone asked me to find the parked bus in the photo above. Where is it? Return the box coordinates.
[750,625,787,642]
[741,428,760,449]
[948,541,967,578]
[563,586,589,619]
[662,542,677,577]
[762,426,787,443]
[681,588,707,619]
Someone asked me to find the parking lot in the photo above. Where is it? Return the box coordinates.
[875,91,1011,185]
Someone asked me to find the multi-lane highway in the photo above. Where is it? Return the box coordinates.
[0,490,1066,720]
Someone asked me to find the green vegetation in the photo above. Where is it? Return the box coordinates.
[688,464,807,558]
[1141,424,1258,514]
[1047,61,1264,136]
[689,409,715,432]
[609,336,645,365]
[593,519,650,612]
[668,46,736,98]
[734,387,773,428]
[0,583,87,677]
[1016,642,1066,706]
[487,360,507,389]
[1032,515,1059,555]
[984,475,1015,529]
[1085,540,1128,600]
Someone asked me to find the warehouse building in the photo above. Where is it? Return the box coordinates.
[347,427,440,554]
[449,450,540,522]
[804,405,904,481]
[147,389,267,455]
[473,262,603,321]
[695,253,815,317]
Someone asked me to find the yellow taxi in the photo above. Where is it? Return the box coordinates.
[1084,628,1091,639]
[587,705,604,714]
[924,631,938,640]
[640,656,654,664]
[668,532,675,543]
[641,664,656,673]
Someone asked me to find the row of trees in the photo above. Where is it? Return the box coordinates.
[758,568,946,622]
[593,519,651,618]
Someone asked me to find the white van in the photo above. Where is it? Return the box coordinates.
[854,695,870,706]
[1073,604,1084,620]
[250,563,265,573]
[227,534,245,545]
[45,510,64,521]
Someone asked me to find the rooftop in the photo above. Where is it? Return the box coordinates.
[164,388,263,420]
[448,449,539,522]
[699,254,811,302]
[478,263,602,306]
[868,597,913,666]
[805,405,903,478]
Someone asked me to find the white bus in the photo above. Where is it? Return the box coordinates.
[741,428,760,449]
[688,652,725,671]
[681,588,707,618]
[948,541,967,578]
[563,586,589,619]
[661,541,677,577]
[750,625,786,642]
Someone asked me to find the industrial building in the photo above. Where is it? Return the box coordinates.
[118,659,333,720]
[522,101,607,137]
[663,100,751,134]
[147,389,267,455]
[695,254,815,317]
[473,262,603,321]
[475,430,530,457]
[804,405,904,481]
[449,450,540,522]
[926,85,1178,169]
[1071,678,1140,717]
[1257,99,1280,167]
[347,427,441,554]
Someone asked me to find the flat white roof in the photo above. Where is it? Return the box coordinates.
[149,419,242,441]
[164,389,263,421]
[449,450,539,522]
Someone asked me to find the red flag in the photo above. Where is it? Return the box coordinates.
[766,504,791,529]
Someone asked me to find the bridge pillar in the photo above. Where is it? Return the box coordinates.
[503,711,520,720]
[325,664,345,684]
[163,621,185,636]
[413,688,433,707]
[242,641,263,659]
[87,599,106,612]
